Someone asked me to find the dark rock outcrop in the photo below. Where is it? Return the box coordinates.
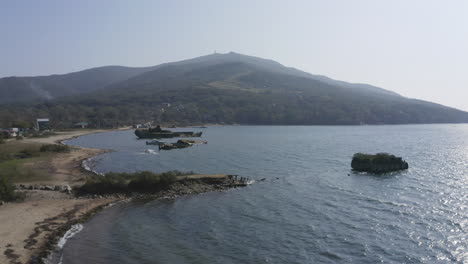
[351,153,408,173]
[159,139,207,150]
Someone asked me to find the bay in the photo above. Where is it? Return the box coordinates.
[61,125,468,263]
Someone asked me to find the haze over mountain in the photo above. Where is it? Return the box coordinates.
[1,52,468,127]
[0,65,159,104]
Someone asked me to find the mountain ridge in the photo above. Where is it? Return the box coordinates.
[1,52,467,127]
[0,52,401,105]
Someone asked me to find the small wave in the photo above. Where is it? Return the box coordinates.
[104,202,117,209]
[57,224,84,249]
[319,251,343,260]
[104,199,127,208]
[82,157,104,176]
[143,149,159,155]
[81,158,92,172]
[44,224,85,264]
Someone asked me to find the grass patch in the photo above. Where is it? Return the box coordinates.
[0,141,42,153]
[0,141,42,163]
[0,159,50,183]
[39,144,71,153]
[0,141,54,183]
[79,170,193,195]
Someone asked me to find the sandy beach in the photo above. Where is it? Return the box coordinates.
[0,129,123,264]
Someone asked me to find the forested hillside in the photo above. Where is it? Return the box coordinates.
[1,52,467,128]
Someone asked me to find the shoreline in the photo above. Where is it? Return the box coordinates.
[0,129,125,264]
[0,128,247,264]
[42,179,247,264]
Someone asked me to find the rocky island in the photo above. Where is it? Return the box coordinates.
[351,153,409,173]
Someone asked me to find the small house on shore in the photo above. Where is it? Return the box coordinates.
[37,118,50,131]
[74,122,89,129]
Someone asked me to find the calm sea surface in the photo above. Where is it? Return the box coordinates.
[62,125,468,264]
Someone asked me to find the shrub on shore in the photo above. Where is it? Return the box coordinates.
[79,173,128,194]
[15,148,39,159]
[39,144,71,153]
[78,170,192,195]
[127,171,178,192]
[0,176,18,201]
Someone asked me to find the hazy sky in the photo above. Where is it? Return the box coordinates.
[1,0,467,111]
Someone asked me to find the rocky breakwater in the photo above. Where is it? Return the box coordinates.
[77,171,249,199]
[134,174,249,199]
[16,184,72,194]
[351,153,408,173]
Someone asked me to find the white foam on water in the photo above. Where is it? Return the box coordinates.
[43,224,85,264]
[57,224,84,249]
[81,158,92,171]
[82,157,104,175]
[144,149,159,155]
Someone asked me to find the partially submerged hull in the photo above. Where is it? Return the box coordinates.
[146,139,166,145]
[135,129,202,139]
[159,139,207,150]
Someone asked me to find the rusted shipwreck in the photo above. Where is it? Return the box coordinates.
[135,125,202,139]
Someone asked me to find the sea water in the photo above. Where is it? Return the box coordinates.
[61,125,468,263]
